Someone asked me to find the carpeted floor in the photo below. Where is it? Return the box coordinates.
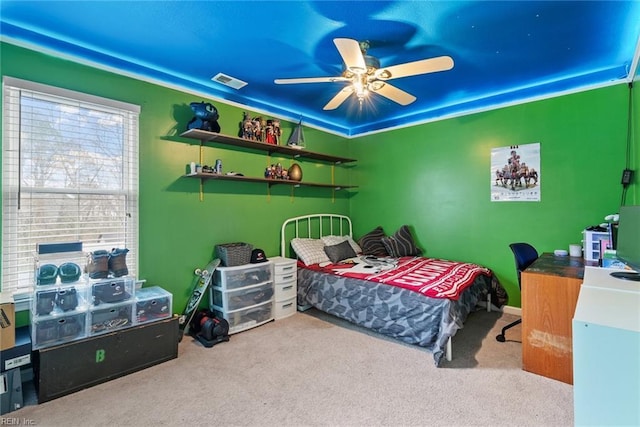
[8,308,573,426]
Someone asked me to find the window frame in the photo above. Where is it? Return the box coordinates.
[1,76,140,302]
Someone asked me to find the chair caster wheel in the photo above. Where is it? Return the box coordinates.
[496,334,506,342]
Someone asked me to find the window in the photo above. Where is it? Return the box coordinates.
[2,77,139,296]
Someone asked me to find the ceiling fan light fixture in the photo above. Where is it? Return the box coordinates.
[354,74,368,98]
[377,69,392,79]
[369,81,385,91]
[364,55,380,74]
[275,37,454,111]
[359,86,370,99]
[347,65,366,74]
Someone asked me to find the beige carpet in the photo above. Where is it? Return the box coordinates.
[10,308,573,426]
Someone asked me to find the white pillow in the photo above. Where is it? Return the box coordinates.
[291,238,331,266]
[321,235,362,254]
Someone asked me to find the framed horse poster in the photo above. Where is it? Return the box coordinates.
[491,142,541,202]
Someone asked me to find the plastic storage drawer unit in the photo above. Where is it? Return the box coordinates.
[271,256,297,320]
[213,263,272,290]
[210,282,274,312]
[212,300,273,334]
[32,311,88,350]
[135,286,173,325]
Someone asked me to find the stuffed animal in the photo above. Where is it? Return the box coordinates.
[187,101,221,133]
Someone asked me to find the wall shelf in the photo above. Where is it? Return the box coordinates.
[183,173,356,190]
[180,129,356,164]
[179,128,356,200]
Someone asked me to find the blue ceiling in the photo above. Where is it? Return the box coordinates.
[2,1,639,137]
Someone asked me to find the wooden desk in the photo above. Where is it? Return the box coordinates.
[521,253,598,384]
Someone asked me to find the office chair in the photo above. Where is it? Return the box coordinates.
[496,242,539,342]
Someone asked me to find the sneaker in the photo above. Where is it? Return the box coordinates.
[109,248,129,277]
[86,250,110,279]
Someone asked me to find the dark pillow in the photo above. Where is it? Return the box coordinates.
[381,225,421,257]
[323,240,357,263]
[358,226,389,256]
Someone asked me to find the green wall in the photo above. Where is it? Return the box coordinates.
[350,84,638,307]
[0,43,351,312]
[1,42,638,312]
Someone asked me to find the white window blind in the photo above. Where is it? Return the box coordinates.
[2,77,139,295]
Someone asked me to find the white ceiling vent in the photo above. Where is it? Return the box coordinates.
[211,73,248,90]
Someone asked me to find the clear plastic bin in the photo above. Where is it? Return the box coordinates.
[135,286,173,324]
[90,277,134,306]
[32,284,90,318]
[31,311,88,350]
[89,301,134,336]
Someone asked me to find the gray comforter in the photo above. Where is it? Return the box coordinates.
[297,266,494,365]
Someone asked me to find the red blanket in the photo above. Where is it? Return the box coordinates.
[305,256,491,300]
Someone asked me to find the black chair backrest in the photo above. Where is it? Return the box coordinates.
[509,243,539,287]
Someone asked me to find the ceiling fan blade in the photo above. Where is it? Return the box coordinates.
[376,56,454,80]
[274,76,349,84]
[323,86,354,110]
[333,38,367,73]
[371,82,416,106]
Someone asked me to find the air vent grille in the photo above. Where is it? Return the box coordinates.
[211,73,248,90]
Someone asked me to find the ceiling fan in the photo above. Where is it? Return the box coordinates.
[274,38,454,110]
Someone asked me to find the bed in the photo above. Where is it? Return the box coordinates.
[280,214,506,366]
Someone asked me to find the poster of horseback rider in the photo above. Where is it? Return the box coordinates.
[491,142,540,202]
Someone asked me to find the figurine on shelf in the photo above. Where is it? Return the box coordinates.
[240,112,253,140]
[265,164,277,179]
[273,119,281,145]
[264,120,276,145]
[287,119,305,149]
[264,119,281,145]
[251,117,263,142]
[187,101,220,133]
[263,163,288,179]
[239,112,282,145]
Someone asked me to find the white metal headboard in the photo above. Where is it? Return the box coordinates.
[281,214,353,258]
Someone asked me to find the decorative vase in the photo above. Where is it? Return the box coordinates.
[288,163,302,181]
